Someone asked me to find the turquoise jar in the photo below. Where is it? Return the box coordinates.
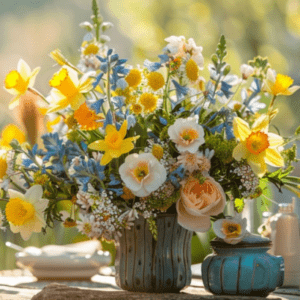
[202,234,284,297]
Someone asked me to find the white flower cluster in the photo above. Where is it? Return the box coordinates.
[231,163,259,197]
[77,190,124,239]
[132,201,157,219]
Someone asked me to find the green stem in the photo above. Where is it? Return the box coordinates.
[28,87,65,118]
[163,68,171,116]
[11,181,26,193]
[106,65,113,111]
[268,95,277,113]
[28,87,50,105]
[77,130,89,141]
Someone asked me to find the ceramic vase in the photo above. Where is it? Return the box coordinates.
[202,234,284,297]
[115,214,193,293]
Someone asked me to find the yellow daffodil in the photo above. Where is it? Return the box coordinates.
[5,185,48,240]
[264,68,300,96]
[0,124,26,150]
[4,59,40,109]
[47,66,94,113]
[88,120,139,165]
[232,116,284,177]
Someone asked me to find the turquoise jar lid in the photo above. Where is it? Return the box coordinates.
[210,233,271,249]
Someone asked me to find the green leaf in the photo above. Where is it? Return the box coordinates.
[216,35,227,61]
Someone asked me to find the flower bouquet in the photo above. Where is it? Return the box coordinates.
[1,0,300,293]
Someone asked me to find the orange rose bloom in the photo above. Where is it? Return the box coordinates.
[176,176,226,232]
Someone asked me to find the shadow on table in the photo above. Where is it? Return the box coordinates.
[15,280,121,291]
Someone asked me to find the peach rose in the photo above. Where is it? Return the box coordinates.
[176,176,226,232]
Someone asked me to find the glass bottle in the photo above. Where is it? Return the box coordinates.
[271,200,300,288]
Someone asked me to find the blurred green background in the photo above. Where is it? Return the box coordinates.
[0,0,300,270]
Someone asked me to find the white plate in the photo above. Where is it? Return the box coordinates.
[15,241,111,280]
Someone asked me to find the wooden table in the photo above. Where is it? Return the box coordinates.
[0,268,299,300]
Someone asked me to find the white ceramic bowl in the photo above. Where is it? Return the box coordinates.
[15,241,111,280]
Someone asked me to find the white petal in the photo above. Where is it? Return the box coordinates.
[25,185,43,203]
[28,67,41,88]
[176,199,211,232]
[266,68,276,83]
[9,223,20,233]
[64,66,79,86]
[19,229,33,241]
[8,189,25,200]
[213,219,226,239]
[17,59,31,80]
[131,187,149,197]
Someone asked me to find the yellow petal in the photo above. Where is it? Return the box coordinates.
[247,153,267,177]
[119,120,128,139]
[233,117,250,141]
[38,107,48,116]
[265,148,284,167]
[127,135,140,142]
[46,116,61,133]
[100,152,112,165]
[88,140,108,151]
[8,95,21,110]
[105,124,117,134]
[0,124,26,149]
[70,94,85,111]
[109,149,123,158]
[120,139,135,154]
[95,85,103,94]
[252,114,269,132]
[268,133,284,148]
[248,157,267,178]
[232,142,248,161]
[47,96,70,113]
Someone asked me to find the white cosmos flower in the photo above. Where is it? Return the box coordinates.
[164,35,186,56]
[5,185,48,240]
[185,38,204,69]
[168,117,205,153]
[213,215,248,245]
[240,64,254,80]
[119,153,167,197]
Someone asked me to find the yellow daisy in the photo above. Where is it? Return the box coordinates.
[232,116,284,177]
[88,120,139,165]
[4,59,40,109]
[139,93,158,113]
[125,69,142,88]
[47,66,94,113]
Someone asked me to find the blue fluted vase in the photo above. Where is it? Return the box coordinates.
[115,214,193,293]
[202,234,284,297]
